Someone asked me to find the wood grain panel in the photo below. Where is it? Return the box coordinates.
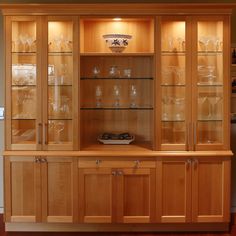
[156,159,191,223]
[78,168,112,223]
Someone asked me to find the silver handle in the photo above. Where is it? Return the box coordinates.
[186,159,191,168]
[193,159,198,169]
[193,123,197,150]
[111,171,117,176]
[35,157,41,163]
[44,123,48,145]
[38,123,42,144]
[186,124,189,151]
[134,160,140,168]
[95,159,101,166]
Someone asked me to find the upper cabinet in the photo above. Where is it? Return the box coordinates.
[192,17,230,151]
[45,16,79,150]
[5,14,230,152]
[5,16,42,150]
[157,16,230,151]
[5,16,78,150]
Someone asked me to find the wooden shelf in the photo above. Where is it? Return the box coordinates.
[81,142,153,151]
[80,52,155,57]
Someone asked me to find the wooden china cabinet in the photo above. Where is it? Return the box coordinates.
[1,3,233,232]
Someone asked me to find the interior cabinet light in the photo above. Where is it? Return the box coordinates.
[113,17,122,21]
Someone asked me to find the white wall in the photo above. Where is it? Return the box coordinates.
[0,14,4,214]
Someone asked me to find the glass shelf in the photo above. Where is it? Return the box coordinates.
[197,51,223,55]
[161,51,186,55]
[12,118,36,120]
[197,82,223,86]
[48,118,72,120]
[81,107,153,110]
[198,119,223,122]
[162,120,185,122]
[48,52,73,56]
[81,77,154,80]
[48,84,72,86]
[12,52,36,55]
[161,84,185,87]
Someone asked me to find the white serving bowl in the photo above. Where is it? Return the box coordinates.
[103,34,132,53]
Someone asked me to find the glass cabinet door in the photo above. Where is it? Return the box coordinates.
[193,17,229,150]
[45,17,78,150]
[159,17,190,151]
[6,16,41,150]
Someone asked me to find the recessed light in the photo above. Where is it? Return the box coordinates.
[113,17,122,21]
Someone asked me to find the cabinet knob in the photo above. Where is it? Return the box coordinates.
[134,160,140,168]
[95,159,101,166]
[35,158,41,163]
[186,159,191,168]
[111,171,117,176]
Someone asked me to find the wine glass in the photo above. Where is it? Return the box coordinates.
[92,66,100,78]
[198,96,207,119]
[54,121,65,144]
[19,34,28,52]
[208,96,222,120]
[26,36,35,52]
[130,85,137,108]
[199,36,211,52]
[113,85,121,107]
[95,85,102,108]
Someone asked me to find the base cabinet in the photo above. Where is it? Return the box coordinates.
[4,156,41,223]
[156,158,192,223]
[4,156,77,223]
[78,159,156,223]
[192,158,231,223]
[157,157,231,224]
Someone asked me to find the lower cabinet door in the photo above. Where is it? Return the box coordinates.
[115,168,156,223]
[4,156,41,222]
[78,168,113,223]
[41,157,77,223]
[192,158,231,223]
[156,159,191,223]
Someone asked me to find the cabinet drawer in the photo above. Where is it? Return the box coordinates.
[78,158,156,168]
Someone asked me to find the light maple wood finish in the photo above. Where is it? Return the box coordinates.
[78,159,156,223]
[114,168,156,223]
[156,158,191,223]
[41,157,78,223]
[191,157,231,223]
[42,16,79,151]
[5,16,43,150]
[4,156,41,222]
[191,16,231,151]
[78,168,113,223]
[80,18,154,53]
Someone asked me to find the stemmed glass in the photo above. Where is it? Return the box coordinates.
[208,96,222,119]
[198,96,207,119]
[54,121,65,144]
[113,85,121,107]
[130,85,137,108]
[26,36,35,52]
[95,85,102,108]
[199,36,211,52]
[177,37,184,51]
[162,96,173,120]
[19,34,28,52]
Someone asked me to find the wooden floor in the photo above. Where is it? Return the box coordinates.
[0,215,236,236]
